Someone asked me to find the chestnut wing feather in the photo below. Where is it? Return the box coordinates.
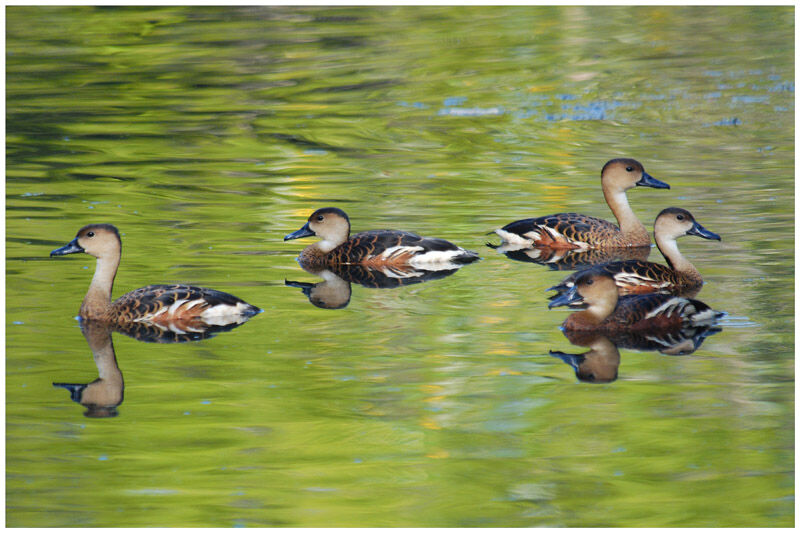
[334,230,460,263]
[502,213,620,245]
[113,284,255,321]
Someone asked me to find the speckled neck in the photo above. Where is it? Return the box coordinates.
[299,244,333,268]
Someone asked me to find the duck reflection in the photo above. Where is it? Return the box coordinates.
[550,336,621,383]
[53,320,123,418]
[286,262,466,309]
[54,315,253,417]
[551,325,722,383]
[487,241,650,271]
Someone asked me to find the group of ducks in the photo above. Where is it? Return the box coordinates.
[50,157,723,342]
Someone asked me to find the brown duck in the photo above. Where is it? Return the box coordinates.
[548,270,723,332]
[494,158,669,249]
[50,224,261,325]
[549,207,721,298]
[284,207,480,268]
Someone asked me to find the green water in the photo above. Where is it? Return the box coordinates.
[6,6,794,527]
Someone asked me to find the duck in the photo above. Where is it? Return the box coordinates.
[548,207,721,298]
[548,269,723,332]
[284,207,481,268]
[50,224,262,325]
[494,158,669,249]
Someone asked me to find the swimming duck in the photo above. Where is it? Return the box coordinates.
[548,270,723,332]
[494,158,669,249]
[50,224,261,325]
[549,207,721,298]
[284,207,480,268]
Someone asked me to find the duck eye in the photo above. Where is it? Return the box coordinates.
[625,166,634,172]
[316,215,324,222]
[87,231,95,237]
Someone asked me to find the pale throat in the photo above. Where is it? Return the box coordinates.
[587,297,618,323]
[84,255,119,311]
[315,238,340,254]
[656,236,694,272]
[605,189,644,234]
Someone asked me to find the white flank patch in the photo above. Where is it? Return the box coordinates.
[409,249,471,268]
[689,308,719,326]
[494,228,534,246]
[379,245,424,259]
[200,302,253,325]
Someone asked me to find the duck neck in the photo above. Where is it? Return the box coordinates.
[604,187,648,242]
[80,254,120,319]
[656,233,700,279]
[567,297,617,328]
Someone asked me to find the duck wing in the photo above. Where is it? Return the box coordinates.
[112,284,261,325]
[498,213,620,248]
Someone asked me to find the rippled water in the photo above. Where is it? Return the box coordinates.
[6,6,794,527]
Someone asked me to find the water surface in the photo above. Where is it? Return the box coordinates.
[6,6,794,527]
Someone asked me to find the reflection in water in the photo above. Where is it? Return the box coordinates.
[54,317,253,417]
[488,241,650,270]
[53,320,123,418]
[551,324,723,383]
[550,336,620,383]
[113,317,253,343]
[286,261,467,309]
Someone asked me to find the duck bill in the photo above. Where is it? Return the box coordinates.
[687,221,721,241]
[284,222,315,241]
[549,350,584,372]
[285,279,315,297]
[52,382,87,403]
[548,285,583,308]
[50,238,84,257]
[636,171,670,189]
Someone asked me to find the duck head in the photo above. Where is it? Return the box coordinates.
[548,269,619,321]
[50,224,121,259]
[654,207,721,242]
[601,158,670,192]
[284,207,351,251]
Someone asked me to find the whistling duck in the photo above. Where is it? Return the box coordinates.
[494,158,669,249]
[50,224,261,325]
[548,270,722,332]
[549,207,721,297]
[284,207,480,268]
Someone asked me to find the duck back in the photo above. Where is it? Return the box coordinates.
[552,260,701,298]
[325,230,479,266]
[602,293,721,330]
[111,284,261,325]
[499,213,623,249]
